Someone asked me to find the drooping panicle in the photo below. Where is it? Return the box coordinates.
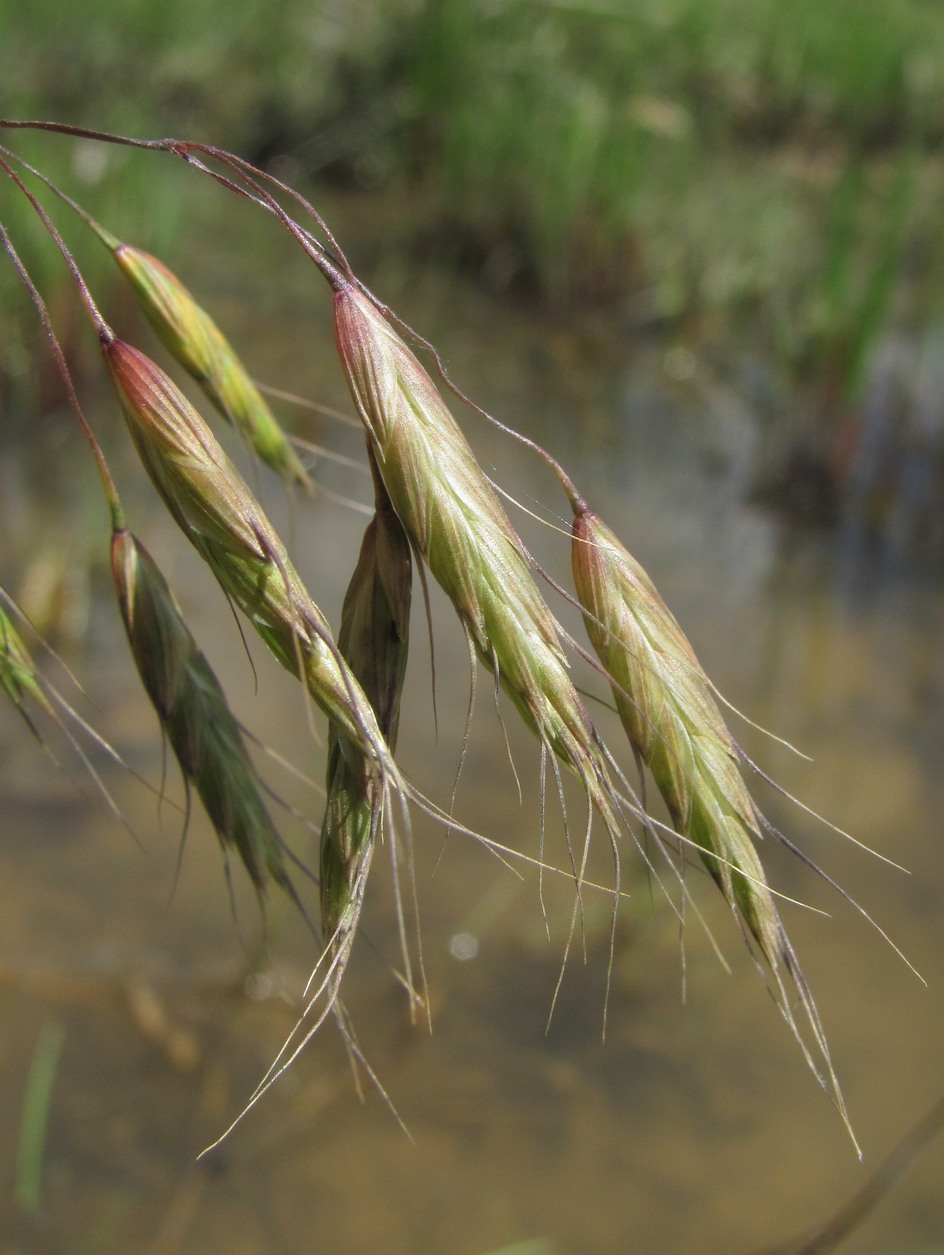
[106,238,310,490]
[102,336,399,791]
[111,526,294,899]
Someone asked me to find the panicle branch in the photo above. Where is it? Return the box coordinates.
[1,119,907,1155]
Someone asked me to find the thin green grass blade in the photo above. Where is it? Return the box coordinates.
[15,1019,66,1214]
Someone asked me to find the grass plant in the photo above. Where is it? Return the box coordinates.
[0,117,920,1158]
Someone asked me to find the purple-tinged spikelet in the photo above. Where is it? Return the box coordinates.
[103,336,398,791]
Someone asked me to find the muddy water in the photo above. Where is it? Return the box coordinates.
[1,203,943,1254]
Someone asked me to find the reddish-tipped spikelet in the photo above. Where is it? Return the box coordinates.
[102,336,399,793]
[569,495,855,1139]
[107,239,310,490]
[333,283,621,835]
[320,454,411,963]
[111,526,295,900]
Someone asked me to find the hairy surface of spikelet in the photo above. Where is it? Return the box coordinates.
[333,284,617,823]
[112,526,294,897]
[103,337,396,786]
[570,498,857,1144]
[110,241,310,489]
[571,500,786,962]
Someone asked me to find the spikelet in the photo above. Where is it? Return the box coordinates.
[569,502,777,937]
[111,525,296,901]
[320,452,411,966]
[569,494,855,1140]
[102,336,398,792]
[0,600,53,727]
[102,233,310,490]
[333,283,620,834]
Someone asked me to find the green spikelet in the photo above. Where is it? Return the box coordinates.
[102,335,399,794]
[333,282,621,836]
[102,233,310,490]
[570,502,779,948]
[0,600,53,727]
[569,495,856,1145]
[111,526,295,900]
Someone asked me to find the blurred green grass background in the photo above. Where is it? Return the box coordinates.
[4,0,944,468]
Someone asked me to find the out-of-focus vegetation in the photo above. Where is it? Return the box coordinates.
[5,0,944,509]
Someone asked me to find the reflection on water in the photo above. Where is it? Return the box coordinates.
[1,212,943,1254]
